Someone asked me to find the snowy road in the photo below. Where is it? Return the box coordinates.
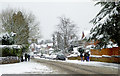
[0,58,119,75]
[33,58,119,74]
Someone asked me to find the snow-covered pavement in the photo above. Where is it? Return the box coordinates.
[0,61,53,75]
[65,60,119,69]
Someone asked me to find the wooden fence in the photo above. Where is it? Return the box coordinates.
[68,47,120,63]
[90,47,120,56]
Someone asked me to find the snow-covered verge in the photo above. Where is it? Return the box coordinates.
[0,61,53,75]
[35,57,119,69]
[65,60,119,69]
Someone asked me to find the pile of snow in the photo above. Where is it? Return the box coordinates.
[90,55,114,58]
[0,61,52,75]
[90,55,102,58]
[102,55,111,58]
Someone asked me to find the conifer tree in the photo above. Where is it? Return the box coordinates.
[89,1,120,49]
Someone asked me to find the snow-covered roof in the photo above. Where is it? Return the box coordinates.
[36,45,41,48]
[49,48,54,50]
[30,43,37,47]
[47,43,53,46]
[41,44,47,48]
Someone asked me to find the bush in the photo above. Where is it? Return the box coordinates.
[2,47,21,57]
[2,34,14,45]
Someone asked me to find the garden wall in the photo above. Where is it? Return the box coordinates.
[0,57,20,64]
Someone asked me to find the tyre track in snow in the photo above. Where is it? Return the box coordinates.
[32,58,118,74]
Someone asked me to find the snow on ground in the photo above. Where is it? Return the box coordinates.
[65,60,119,69]
[0,61,53,75]
[35,57,119,69]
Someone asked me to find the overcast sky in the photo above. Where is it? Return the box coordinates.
[0,0,101,40]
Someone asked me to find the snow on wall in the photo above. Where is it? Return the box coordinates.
[0,45,22,49]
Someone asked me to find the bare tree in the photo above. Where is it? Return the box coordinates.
[55,16,78,53]
[25,12,41,40]
[0,8,14,33]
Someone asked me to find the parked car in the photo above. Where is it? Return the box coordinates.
[56,54,66,60]
[50,54,57,60]
[40,54,45,58]
[44,54,51,59]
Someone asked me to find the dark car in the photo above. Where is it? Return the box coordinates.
[56,54,66,60]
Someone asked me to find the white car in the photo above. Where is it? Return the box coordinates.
[50,54,57,60]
